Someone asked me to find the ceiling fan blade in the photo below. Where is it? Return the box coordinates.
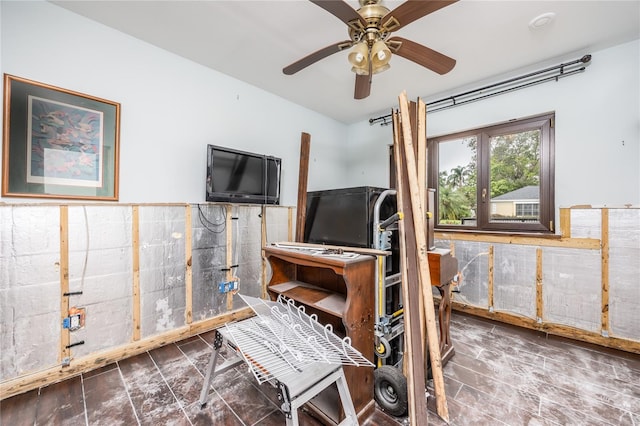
[354,73,371,100]
[380,0,458,32]
[388,36,456,75]
[283,40,352,75]
[309,0,366,31]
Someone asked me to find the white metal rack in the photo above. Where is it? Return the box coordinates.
[199,294,374,426]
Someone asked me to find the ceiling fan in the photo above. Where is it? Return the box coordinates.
[283,0,458,100]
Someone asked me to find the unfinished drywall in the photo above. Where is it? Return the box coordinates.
[67,206,134,357]
[608,208,640,340]
[231,205,264,309]
[493,244,537,319]
[0,206,60,380]
[138,205,187,337]
[191,204,228,321]
[542,247,602,332]
[451,241,490,308]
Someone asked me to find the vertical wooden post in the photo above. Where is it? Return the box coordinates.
[132,205,141,341]
[184,204,193,325]
[226,204,234,311]
[601,208,610,335]
[261,205,268,299]
[488,245,495,311]
[295,132,311,242]
[59,206,70,364]
[288,207,294,241]
[536,248,543,323]
[560,208,571,238]
[398,91,448,422]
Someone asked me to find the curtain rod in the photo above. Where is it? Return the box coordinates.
[369,54,592,126]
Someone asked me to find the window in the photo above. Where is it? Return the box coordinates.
[427,112,555,233]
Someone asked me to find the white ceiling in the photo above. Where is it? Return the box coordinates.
[51,0,640,124]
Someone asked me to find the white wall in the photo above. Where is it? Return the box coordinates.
[346,39,640,212]
[0,1,349,205]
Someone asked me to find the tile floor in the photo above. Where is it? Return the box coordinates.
[1,312,638,425]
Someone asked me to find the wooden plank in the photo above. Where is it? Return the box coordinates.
[132,206,141,341]
[295,132,311,242]
[184,204,193,324]
[433,231,600,249]
[59,206,70,364]
[601,208,610,335]
[0,308,254,400]
[416,98,427,364]
[226,205,234,311]
[271,241,390,257]
[560,208,571,237]
[488,245,494,311]
[288,207,294,241]
[398,91,448,421]
[536,248,543,323]
[261,205,268,299]
[392,110,428,424]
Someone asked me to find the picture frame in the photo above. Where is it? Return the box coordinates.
[2,74,120,200]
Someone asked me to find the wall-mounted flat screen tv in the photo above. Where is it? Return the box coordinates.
[206,145,281,204]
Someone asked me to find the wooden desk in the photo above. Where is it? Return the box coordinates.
[264,245,376,423]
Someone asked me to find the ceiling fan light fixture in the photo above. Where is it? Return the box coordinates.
[372,63,390,74]
[371,39,391,66]
[348,42,369,65]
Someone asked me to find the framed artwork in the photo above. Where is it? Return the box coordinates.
[2,74,120,200]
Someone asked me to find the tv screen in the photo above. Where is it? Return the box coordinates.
[206,145,280,204]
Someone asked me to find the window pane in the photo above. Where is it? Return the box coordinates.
[437,136,477,226]
[489,130,540,224]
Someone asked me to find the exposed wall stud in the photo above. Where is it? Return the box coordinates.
[132,205,141,341]
[59,205,70,365]
[185,204,193,324]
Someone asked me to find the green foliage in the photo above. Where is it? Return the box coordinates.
[437,131,540,223]
[489,131,540,197]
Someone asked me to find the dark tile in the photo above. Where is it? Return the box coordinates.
[186,394,243,426]
[35,376,85,425]
[0,388,39,426]
[149,343,203,408]
[84,367,138,425]
[215,375,278,425]
[118,353,187,425]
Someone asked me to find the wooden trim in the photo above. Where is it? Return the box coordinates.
[59,206,70,364]
[0,308,254,400]
[488,245,494,311]
[184,205,193,324]
[295,132,311,242]
[560,208,571,237]
[448,302,640,354]
[288,207,293,241]
[601,209,610,335]
[536,248,543,323]
[261,206,268,299]
[270,241,390,257]
[131,206,141,341]
[226,205,234,311]
[434,231,600,249]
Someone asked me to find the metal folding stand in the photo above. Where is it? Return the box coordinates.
[199,295,374,426]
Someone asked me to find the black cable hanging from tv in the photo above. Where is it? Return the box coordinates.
[369,54,592,126]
